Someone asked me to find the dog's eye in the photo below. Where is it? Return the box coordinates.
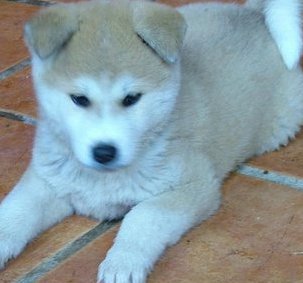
[122,93,142,107]
[70,94,91,107]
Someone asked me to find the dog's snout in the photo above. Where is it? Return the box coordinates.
[93,143,117,164]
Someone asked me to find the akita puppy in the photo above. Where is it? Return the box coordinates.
[0,0,302,282]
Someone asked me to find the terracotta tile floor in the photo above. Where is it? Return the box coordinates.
[1,0,303,282]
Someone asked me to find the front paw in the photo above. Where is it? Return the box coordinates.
[97,248,151,283]
[0,238,24,269]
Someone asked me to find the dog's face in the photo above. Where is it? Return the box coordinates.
[25,0,186,170]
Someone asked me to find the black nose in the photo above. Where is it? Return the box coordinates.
[92,144,117,164]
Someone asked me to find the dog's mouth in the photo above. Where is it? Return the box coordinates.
[82,157,130,172]
[93,162,127,172]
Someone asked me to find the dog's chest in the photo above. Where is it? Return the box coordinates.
[41,158,180,220]
[68,175,152,220]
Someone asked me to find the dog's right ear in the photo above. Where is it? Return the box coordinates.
[132,1,187,64]
[24,5,79,59]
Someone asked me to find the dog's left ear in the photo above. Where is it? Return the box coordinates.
[132,1,187,63]
[24,4,79,59]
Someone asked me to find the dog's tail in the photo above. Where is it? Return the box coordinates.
[246,0,302,70]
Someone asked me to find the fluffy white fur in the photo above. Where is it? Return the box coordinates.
[0,1,303,283]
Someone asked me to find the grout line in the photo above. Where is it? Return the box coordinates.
[237,164,303,190]
[6,0,54,7]
[17,221,118,283]
[0,59,31,81]
[7,0,153,7]
[0,109,37,125]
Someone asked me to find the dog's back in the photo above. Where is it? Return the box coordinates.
[175,2,303,177]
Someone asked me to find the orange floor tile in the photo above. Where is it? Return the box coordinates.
[0,2,39,72]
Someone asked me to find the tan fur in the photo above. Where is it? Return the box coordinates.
[132,1,187,63]
[24,0,186,85]
[24,4,80,59]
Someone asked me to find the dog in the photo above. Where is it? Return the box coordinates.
[0,0,302,282]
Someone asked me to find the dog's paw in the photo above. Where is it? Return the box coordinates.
[97,248,150,283]
[0,238,24,269]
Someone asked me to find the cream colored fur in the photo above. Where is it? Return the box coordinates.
[0,1,303,283]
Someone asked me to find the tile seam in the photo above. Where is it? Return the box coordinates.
[16,221,118,283]
[0,59,31,81]
[6,0,54,7]
[236,164,303,190]
[0,109,36,125]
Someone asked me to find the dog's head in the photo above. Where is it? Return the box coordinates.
[25,0,186,170]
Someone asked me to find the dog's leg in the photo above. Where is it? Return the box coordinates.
[98,157,221,283]
[0,167,73,268]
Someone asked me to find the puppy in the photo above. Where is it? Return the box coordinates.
[0,0,302,282]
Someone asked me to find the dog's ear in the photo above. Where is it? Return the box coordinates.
[132,1,187,63]
[24,5,79,59]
